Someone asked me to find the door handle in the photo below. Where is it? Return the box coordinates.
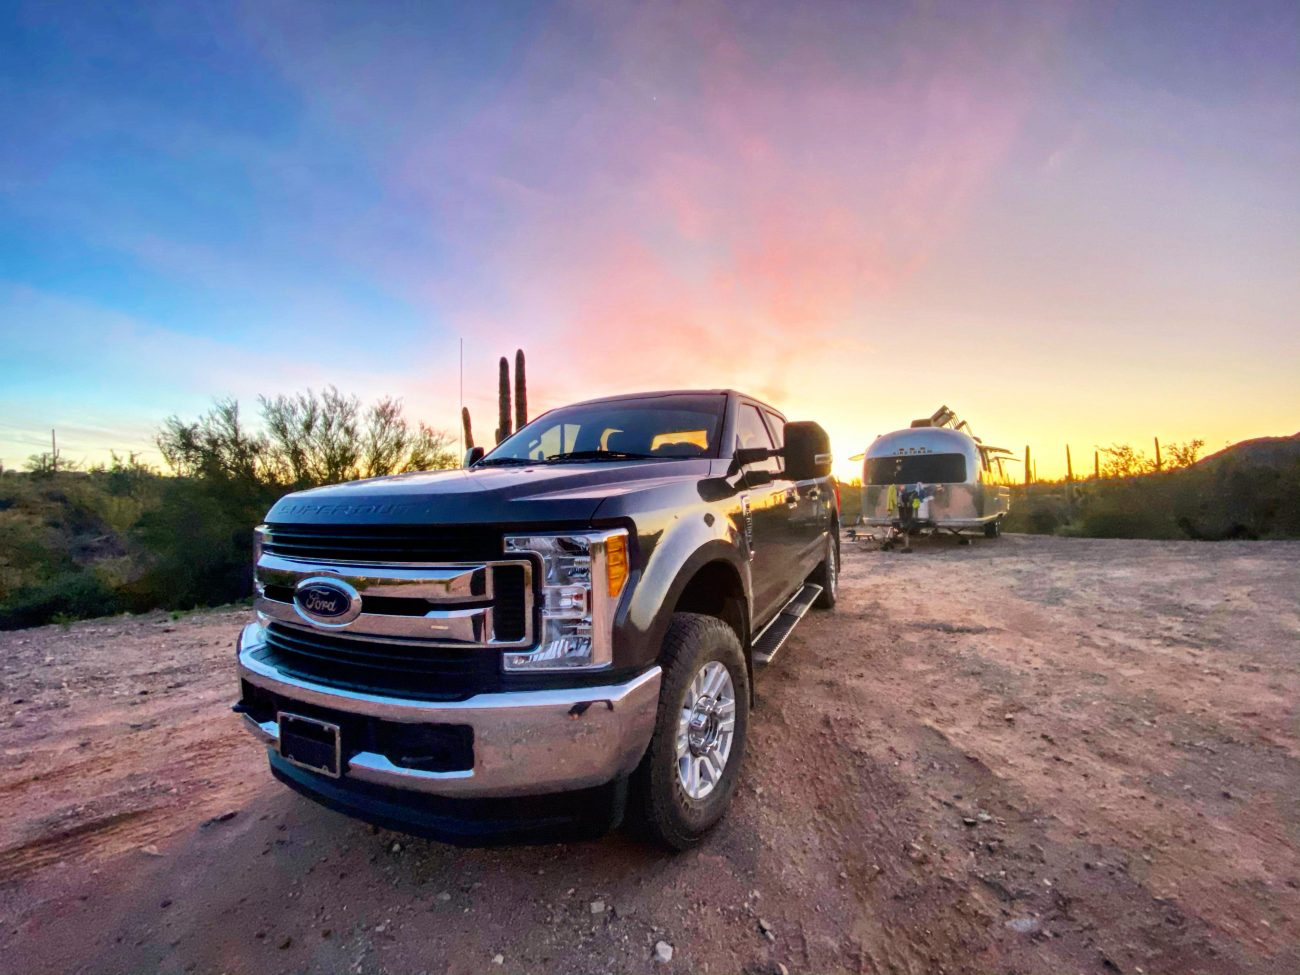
[785,487,798,508]
[807,487,821,501]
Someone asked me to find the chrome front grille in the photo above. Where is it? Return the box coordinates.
[254,552,534,649]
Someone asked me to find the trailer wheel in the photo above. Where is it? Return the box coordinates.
[632,613,750,851]
[984,518,1002,538]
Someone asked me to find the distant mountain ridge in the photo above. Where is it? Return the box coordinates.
[1197,432,1300,469]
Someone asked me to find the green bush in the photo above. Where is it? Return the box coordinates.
[1173,459,1300,539]
[1005,491,1071,534]
[0,570,122,629]
[836,478,862,523]
[1074,480,1182,539]
[1006,458,1300,541]
[0,389,457,629]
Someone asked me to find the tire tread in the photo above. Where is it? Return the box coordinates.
[633,612,748,850]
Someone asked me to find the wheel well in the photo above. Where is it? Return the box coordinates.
[673,560,748,649]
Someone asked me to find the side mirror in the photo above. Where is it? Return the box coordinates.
[464,446,485,467]
[783,421,832,480]
[732,446,775,469]
[729,445,778,479]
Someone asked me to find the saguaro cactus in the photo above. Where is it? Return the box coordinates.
[496,357,512,444]
[462,407,474,450]
[514,349,528,431]
[1024,445,1032,485]
[1154,437,1162,471]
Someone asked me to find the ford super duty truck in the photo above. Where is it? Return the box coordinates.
[233,389,838,849]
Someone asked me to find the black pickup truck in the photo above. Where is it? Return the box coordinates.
[234,389,838,849]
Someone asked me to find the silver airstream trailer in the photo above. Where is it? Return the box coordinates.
[860,407,1014,545]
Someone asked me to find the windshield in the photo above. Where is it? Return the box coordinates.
[481,394,726,464]
[865,453,968,485]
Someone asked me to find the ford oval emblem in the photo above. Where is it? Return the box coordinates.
[293,577,361,627]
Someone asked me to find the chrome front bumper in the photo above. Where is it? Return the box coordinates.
[237,623,661,799]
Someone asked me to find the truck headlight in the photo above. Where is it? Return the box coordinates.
[502,529,629,672]
[252,525,267,599]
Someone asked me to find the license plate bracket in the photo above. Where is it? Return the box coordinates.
[278,712,342,778]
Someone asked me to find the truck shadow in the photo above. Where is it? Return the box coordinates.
[39,779,729,975]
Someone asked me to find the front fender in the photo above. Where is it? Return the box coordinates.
[595,474,751,672]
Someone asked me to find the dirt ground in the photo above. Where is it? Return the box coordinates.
[1,535,1297,975]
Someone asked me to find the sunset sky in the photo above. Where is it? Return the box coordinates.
[2,0,1297,480]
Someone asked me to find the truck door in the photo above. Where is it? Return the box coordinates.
[734,403,791,627]
[764,409,827,580]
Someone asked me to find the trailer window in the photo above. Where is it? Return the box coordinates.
[865,453,967,484]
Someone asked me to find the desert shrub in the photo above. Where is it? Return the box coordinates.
[160,388,456,488]
[1073,477,1182,539]
[1173,458,1300,539]
[836,478,862,523]
[1076,503,1182,539]
[1,388,455,628]
[128,473,279,612]
[0,570,121,629]
[0,495,72,601]
[1005,493,1071,534]
[1098,444,1155,478]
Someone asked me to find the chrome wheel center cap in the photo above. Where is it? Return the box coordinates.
[687,696,719,755]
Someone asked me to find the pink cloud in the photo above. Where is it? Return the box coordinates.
[403,3,1063,398]
[245,0,1071,440]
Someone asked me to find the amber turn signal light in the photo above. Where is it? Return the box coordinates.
[606,534,629,597]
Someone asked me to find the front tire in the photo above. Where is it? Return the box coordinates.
[633,613,750,850]
[811,530,839,608]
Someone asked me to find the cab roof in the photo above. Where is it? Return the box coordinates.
[564,389,782,415]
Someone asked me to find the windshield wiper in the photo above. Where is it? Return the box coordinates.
[545,450,657,463]
[474,456,533,467]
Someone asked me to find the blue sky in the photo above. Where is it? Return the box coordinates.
[2,0,1297,475]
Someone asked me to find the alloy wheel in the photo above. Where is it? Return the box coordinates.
[675,661,737,800]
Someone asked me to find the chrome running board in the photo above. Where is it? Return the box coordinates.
[752,583,822,668]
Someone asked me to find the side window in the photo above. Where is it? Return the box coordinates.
[763,411,785,449]
[736,405,780,472]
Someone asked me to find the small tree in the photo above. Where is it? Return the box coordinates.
[1097,443,1155,479]
[159,388,456,487]
[260,386,361,485]
[89,451,159,498]
[404,424,457,472]
[25,452,80,476]
[1165,439,1206,470]
[360,396,413,478]
[158,398,269,483]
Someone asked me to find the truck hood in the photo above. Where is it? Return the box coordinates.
[265,458,715,526]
